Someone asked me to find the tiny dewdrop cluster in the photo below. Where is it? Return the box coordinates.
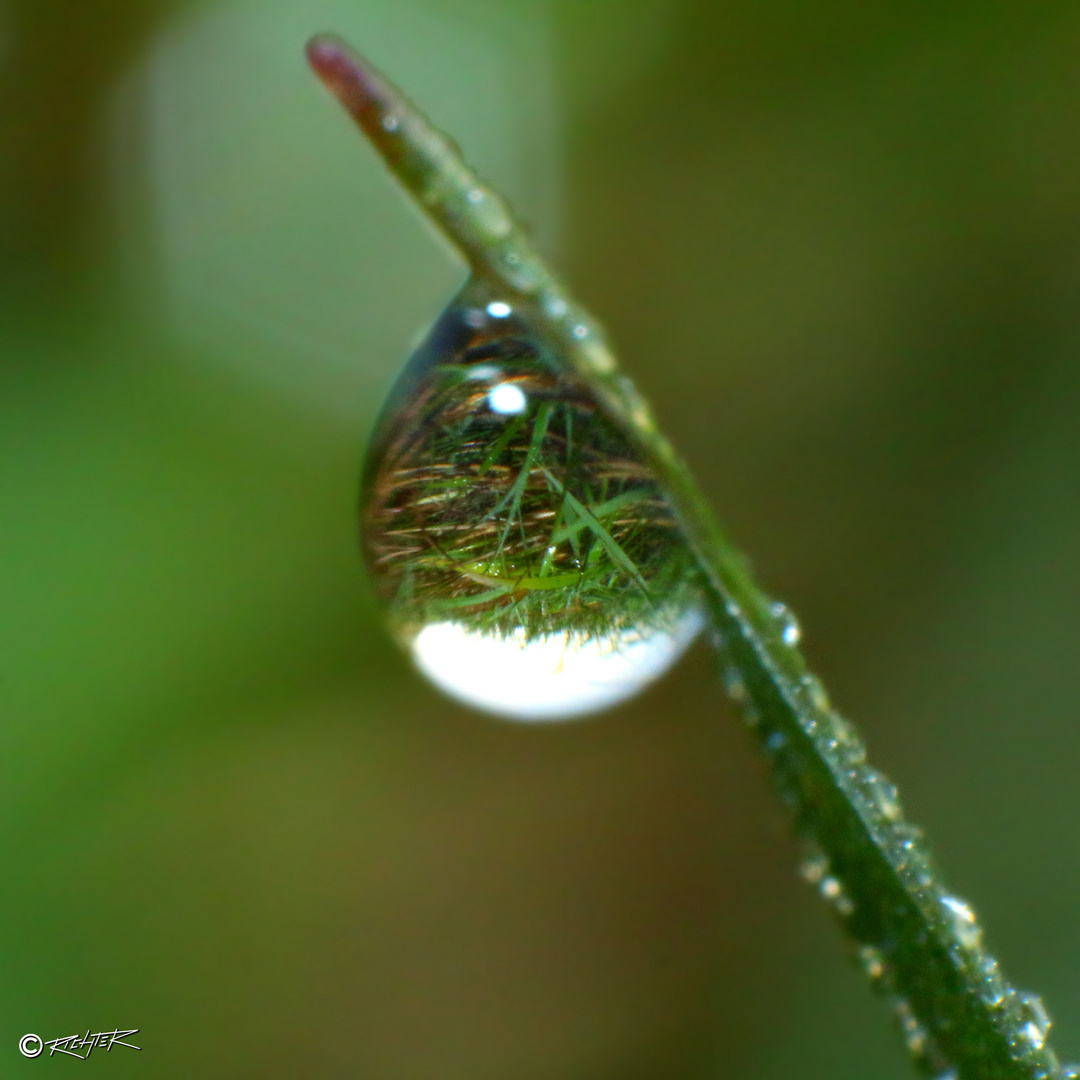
[360,282,703,721]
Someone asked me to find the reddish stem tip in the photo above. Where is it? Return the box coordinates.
[305,33,386,123]
[305,33,347,77]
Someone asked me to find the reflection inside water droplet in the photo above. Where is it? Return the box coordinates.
[487,382,527,415]
[361,280,703,720]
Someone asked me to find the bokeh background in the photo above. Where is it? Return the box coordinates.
[2,1,1079,1076]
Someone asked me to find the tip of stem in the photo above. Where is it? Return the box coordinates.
[305,33,351,79]
[305,33,395,135]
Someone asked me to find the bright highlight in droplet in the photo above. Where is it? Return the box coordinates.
[488,382,527,414]
[486,301,512,318]
[941,896,976,923]
[410,611,704,721]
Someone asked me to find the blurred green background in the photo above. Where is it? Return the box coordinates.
[2,1,1079,1076]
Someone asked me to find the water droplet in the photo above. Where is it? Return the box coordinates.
[941,894,982,949]
[863,768,902,821]
[940,895,974,920]
[801,856,855,917]
[769,600,801,645]
[381,113,400,132]
[893,822,924,852]
[765,729,786,752]
[820,875,842,899]
[572,323,589,340]
[361,281,704,720]
[543,294,568,319]
[826,713,864,761]
[800,849,828,885]
[857,944,886,981]
[895,1000,929,1056]
[720,665,748,703]
[800,673,830,711]
[828,881,856,917]
[978,957,1007,1007]
[1017,993,1051,1051]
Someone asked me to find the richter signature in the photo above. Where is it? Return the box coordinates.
[19,1030,140,1059]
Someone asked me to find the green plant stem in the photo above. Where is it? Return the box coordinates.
[307,33,1071,1080]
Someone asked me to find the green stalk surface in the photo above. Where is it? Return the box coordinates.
[307,33,1071,1080]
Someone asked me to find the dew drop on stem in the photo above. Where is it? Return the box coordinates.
[361,280,704,721]
[1016,993,1052,1051]
[769,600,801,645]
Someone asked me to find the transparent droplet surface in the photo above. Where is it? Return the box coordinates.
[1017,993,1052,1051]
[940,893,982,949]
[857,944,886,981]
[361,281,703,721]
[862,767,902,822]
[769,600,801,645]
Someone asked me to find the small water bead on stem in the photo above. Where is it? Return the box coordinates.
[823,876,856,918]
[769,600,801,645]
[825,713,865,764]
[800,848,830,887]
[799,672,830,712]
[858,944,887,982]
[979,957,1008,1009]
[719,663,748,704]
[940,894,982,950]
[895,999,931,1058]
[798,844,856,918]
[1016,995,1052,1053]
[894,999,953,1077]
[860,767,903,822]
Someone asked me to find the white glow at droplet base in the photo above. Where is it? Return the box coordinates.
[409,610,704,721]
